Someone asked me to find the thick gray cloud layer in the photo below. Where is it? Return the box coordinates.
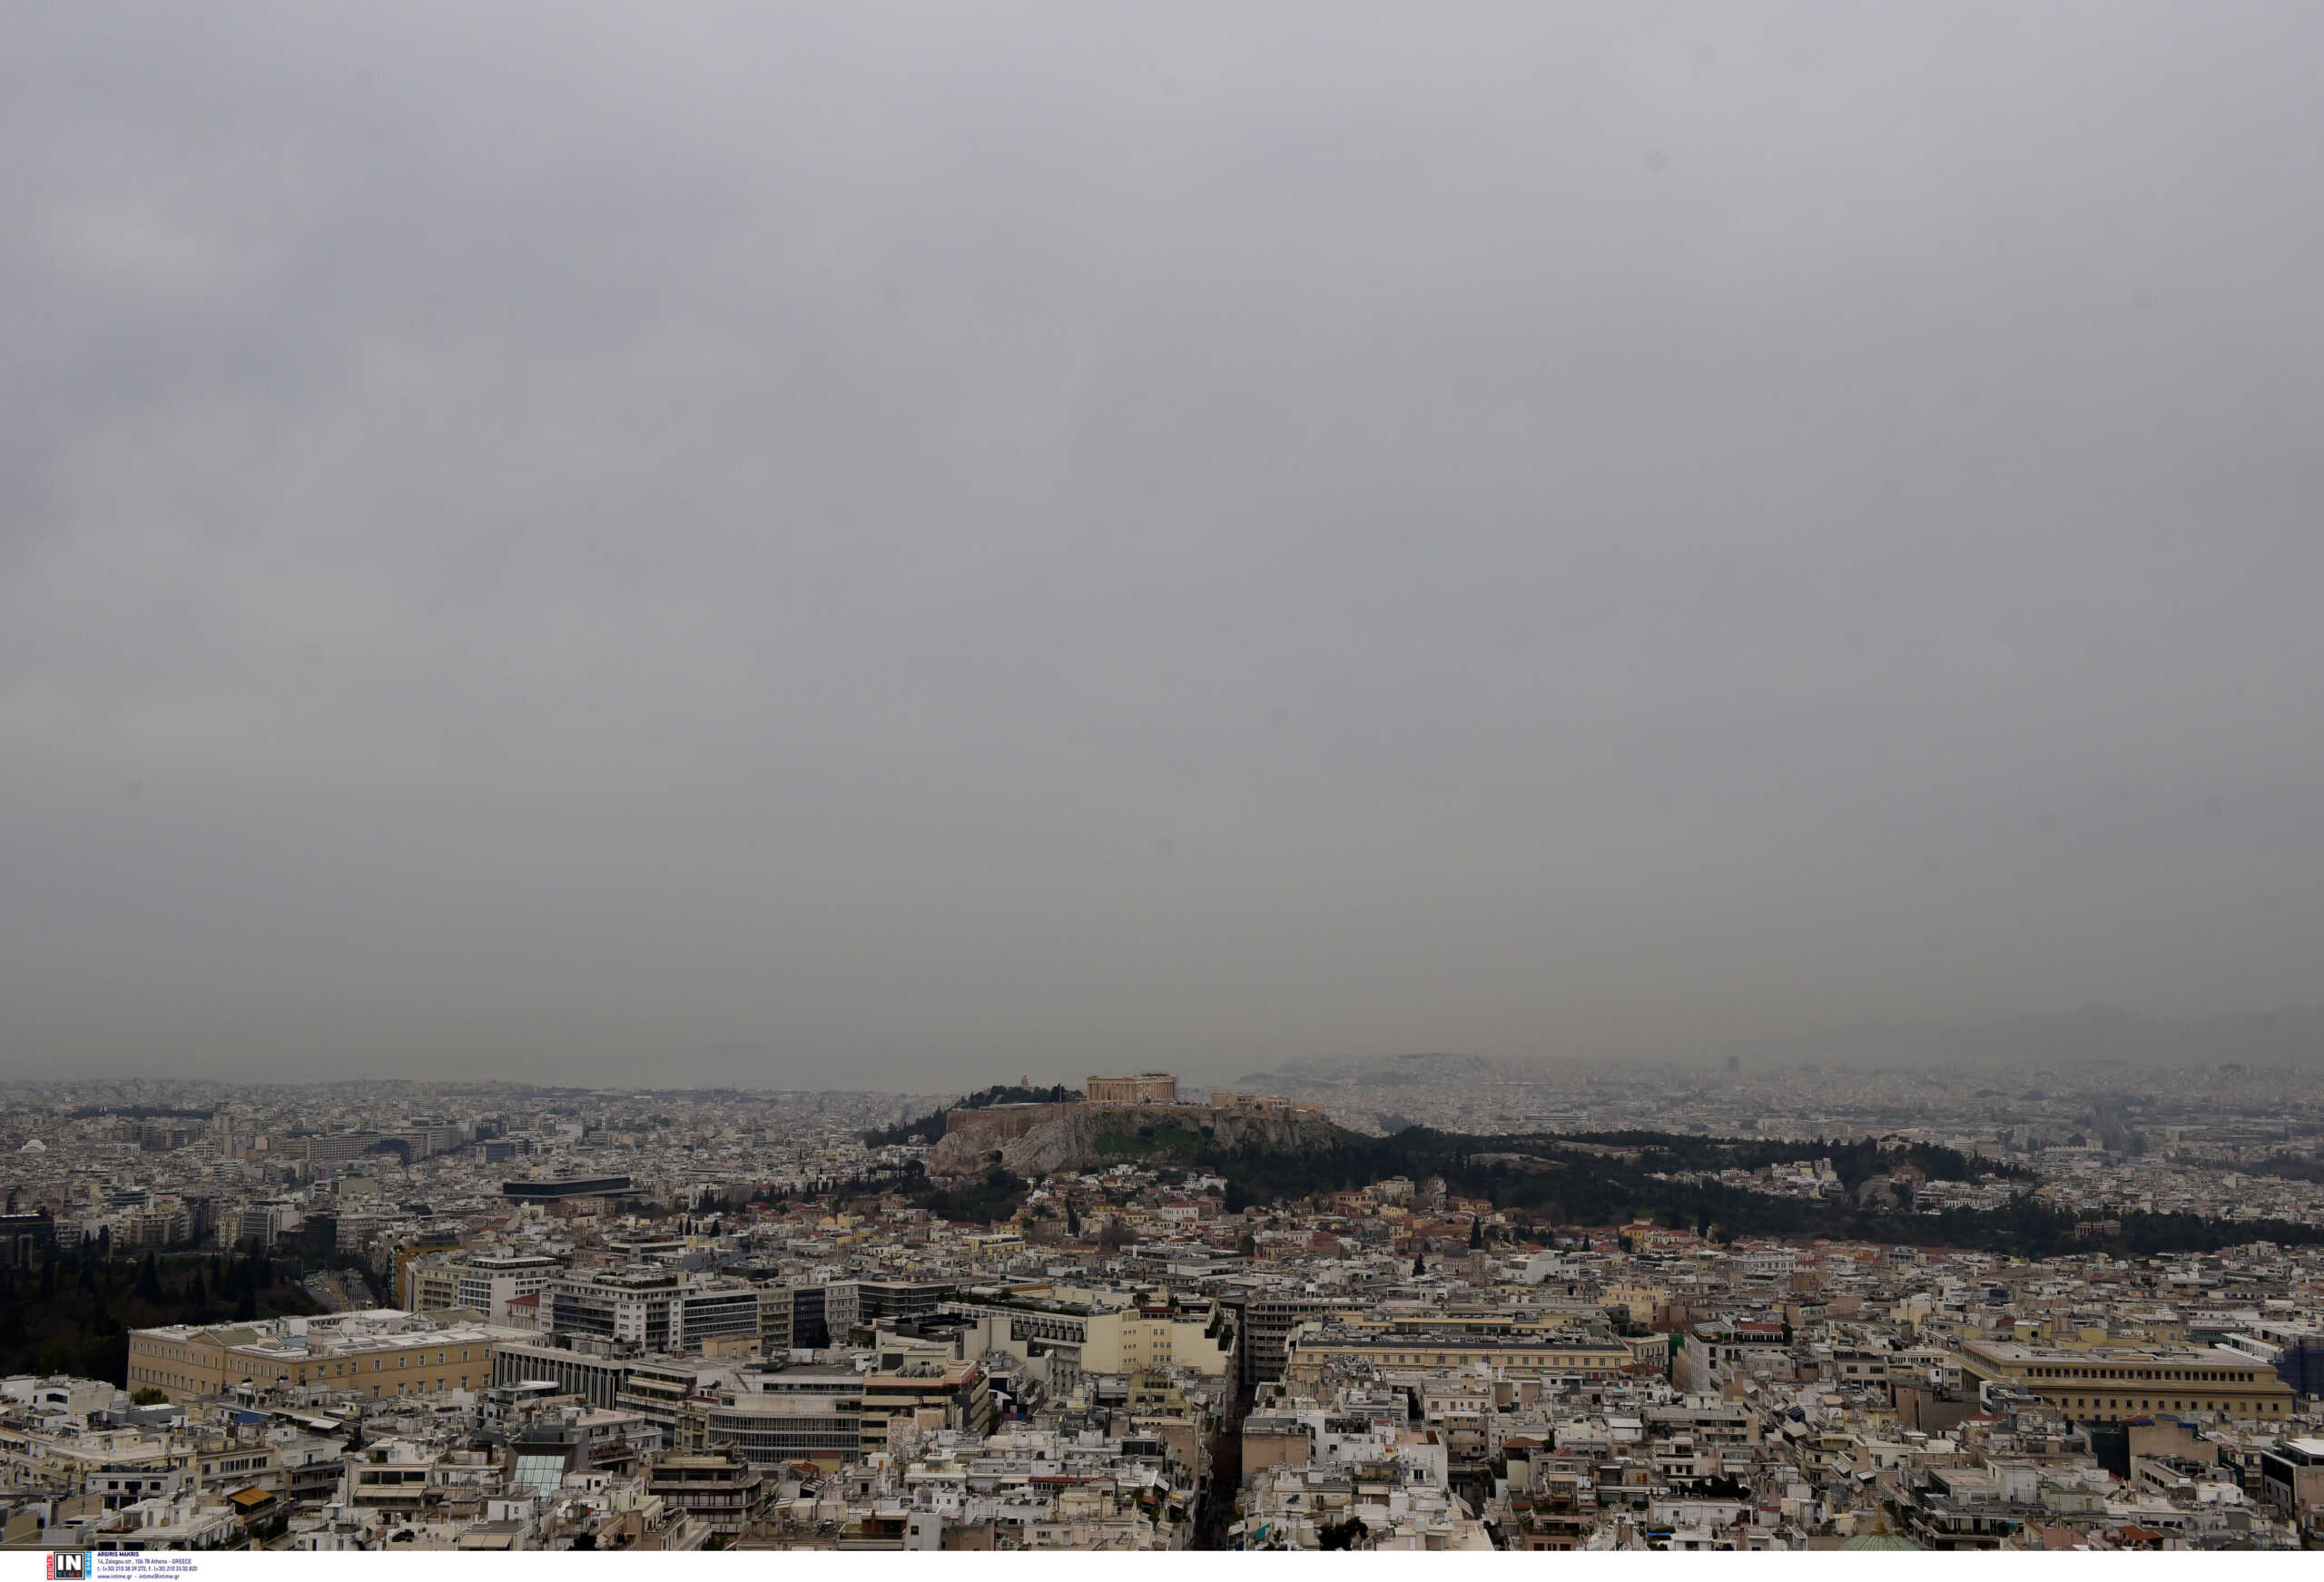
[4,4,2320,1088]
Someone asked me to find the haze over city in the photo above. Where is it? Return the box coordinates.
[5,3,2322,1090]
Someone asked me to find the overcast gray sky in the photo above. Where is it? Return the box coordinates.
[5,3,2321,1089]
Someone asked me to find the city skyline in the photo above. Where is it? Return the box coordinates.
[5,1065,2322,1548]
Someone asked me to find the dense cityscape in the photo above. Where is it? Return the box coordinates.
[2,1061,2320,1552]
[14,1,2324,1577]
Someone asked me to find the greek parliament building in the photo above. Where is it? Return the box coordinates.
[127,1310,527,1403]
[1958,1338,2299,1422]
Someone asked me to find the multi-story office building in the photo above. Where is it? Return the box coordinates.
[455,1252,563,1322]
[489,1341,635,1410]
[1217,1292,1338,1388]
[0,1211,56,1267]
[233,1200,300,1249]
[611,1357,726,1436]
[2256,1437,2324,1527]
[389,1118,469,1159]
[949,1286,1236,1383]
[668,1360,879,1468]
[812,1277,957,1343]
[754,1281,831,1350]
[858,1343,993,1456]
[407,1250,565,1322]
[118,1204,190,1249]
[855,1279,951,1328]
[753,1282,794,1352]
[499,1174,639,1204]
[544,1268,763,1353]
[406,1258,460,1313]
[645,1449,768,1538]
[2224,1322,2324,1400]
[823,1280,859,1341]
[298,1135,385,1166]
[389,1230,466,1311]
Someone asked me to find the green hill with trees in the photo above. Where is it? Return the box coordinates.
[0,1243,320,1385]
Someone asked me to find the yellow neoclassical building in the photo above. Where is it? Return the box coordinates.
[1959,1338,2297,1422]
[1283,1325,1637,1389]
[127,1310,526,1404]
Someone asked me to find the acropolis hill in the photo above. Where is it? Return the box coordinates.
[926,1075,1332,1178]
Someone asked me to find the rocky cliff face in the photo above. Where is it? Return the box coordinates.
[926,1103,1342,1178]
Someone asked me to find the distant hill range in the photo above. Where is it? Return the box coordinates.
[1232,1051,1508,1089]
[1234,1007,2324,1081]
[1743,1005,2324,1069]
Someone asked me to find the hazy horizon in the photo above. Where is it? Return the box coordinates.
[6,5,2322,1092]
[15,1001,2324,1094]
